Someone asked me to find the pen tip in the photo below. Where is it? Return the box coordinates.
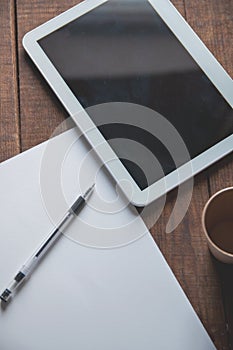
[83,184,95,199]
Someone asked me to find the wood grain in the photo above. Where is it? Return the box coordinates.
[0,0,20,162]
[184,0,233,77]
[17,0,82,152]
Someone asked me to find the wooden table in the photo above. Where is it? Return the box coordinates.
[1,1,232,349]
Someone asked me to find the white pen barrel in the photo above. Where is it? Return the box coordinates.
[21,256,39,276]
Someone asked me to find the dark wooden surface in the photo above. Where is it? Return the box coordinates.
[0,1,232,349]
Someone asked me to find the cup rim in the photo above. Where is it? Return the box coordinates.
[202,186,233,258]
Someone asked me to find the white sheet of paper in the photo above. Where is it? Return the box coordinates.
[0,128,215,350]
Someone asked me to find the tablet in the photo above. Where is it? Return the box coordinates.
[23,0,233,206]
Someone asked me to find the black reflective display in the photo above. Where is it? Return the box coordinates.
[39,0,233,190]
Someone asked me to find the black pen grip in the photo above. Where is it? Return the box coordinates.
[71,196,85,215]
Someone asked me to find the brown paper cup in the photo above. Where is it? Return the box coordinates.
[202,187,233,264]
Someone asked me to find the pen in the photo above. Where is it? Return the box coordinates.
[0,184,95,303]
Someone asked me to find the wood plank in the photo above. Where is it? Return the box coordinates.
[214,256,233,350]
[16,0,81,152]
[184,0,233,77]
[0,0,20,162]
[208,154,233,194]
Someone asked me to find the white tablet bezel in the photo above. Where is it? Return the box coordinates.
[23,0,233,207]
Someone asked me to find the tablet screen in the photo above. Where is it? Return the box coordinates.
[39,0,233,190]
